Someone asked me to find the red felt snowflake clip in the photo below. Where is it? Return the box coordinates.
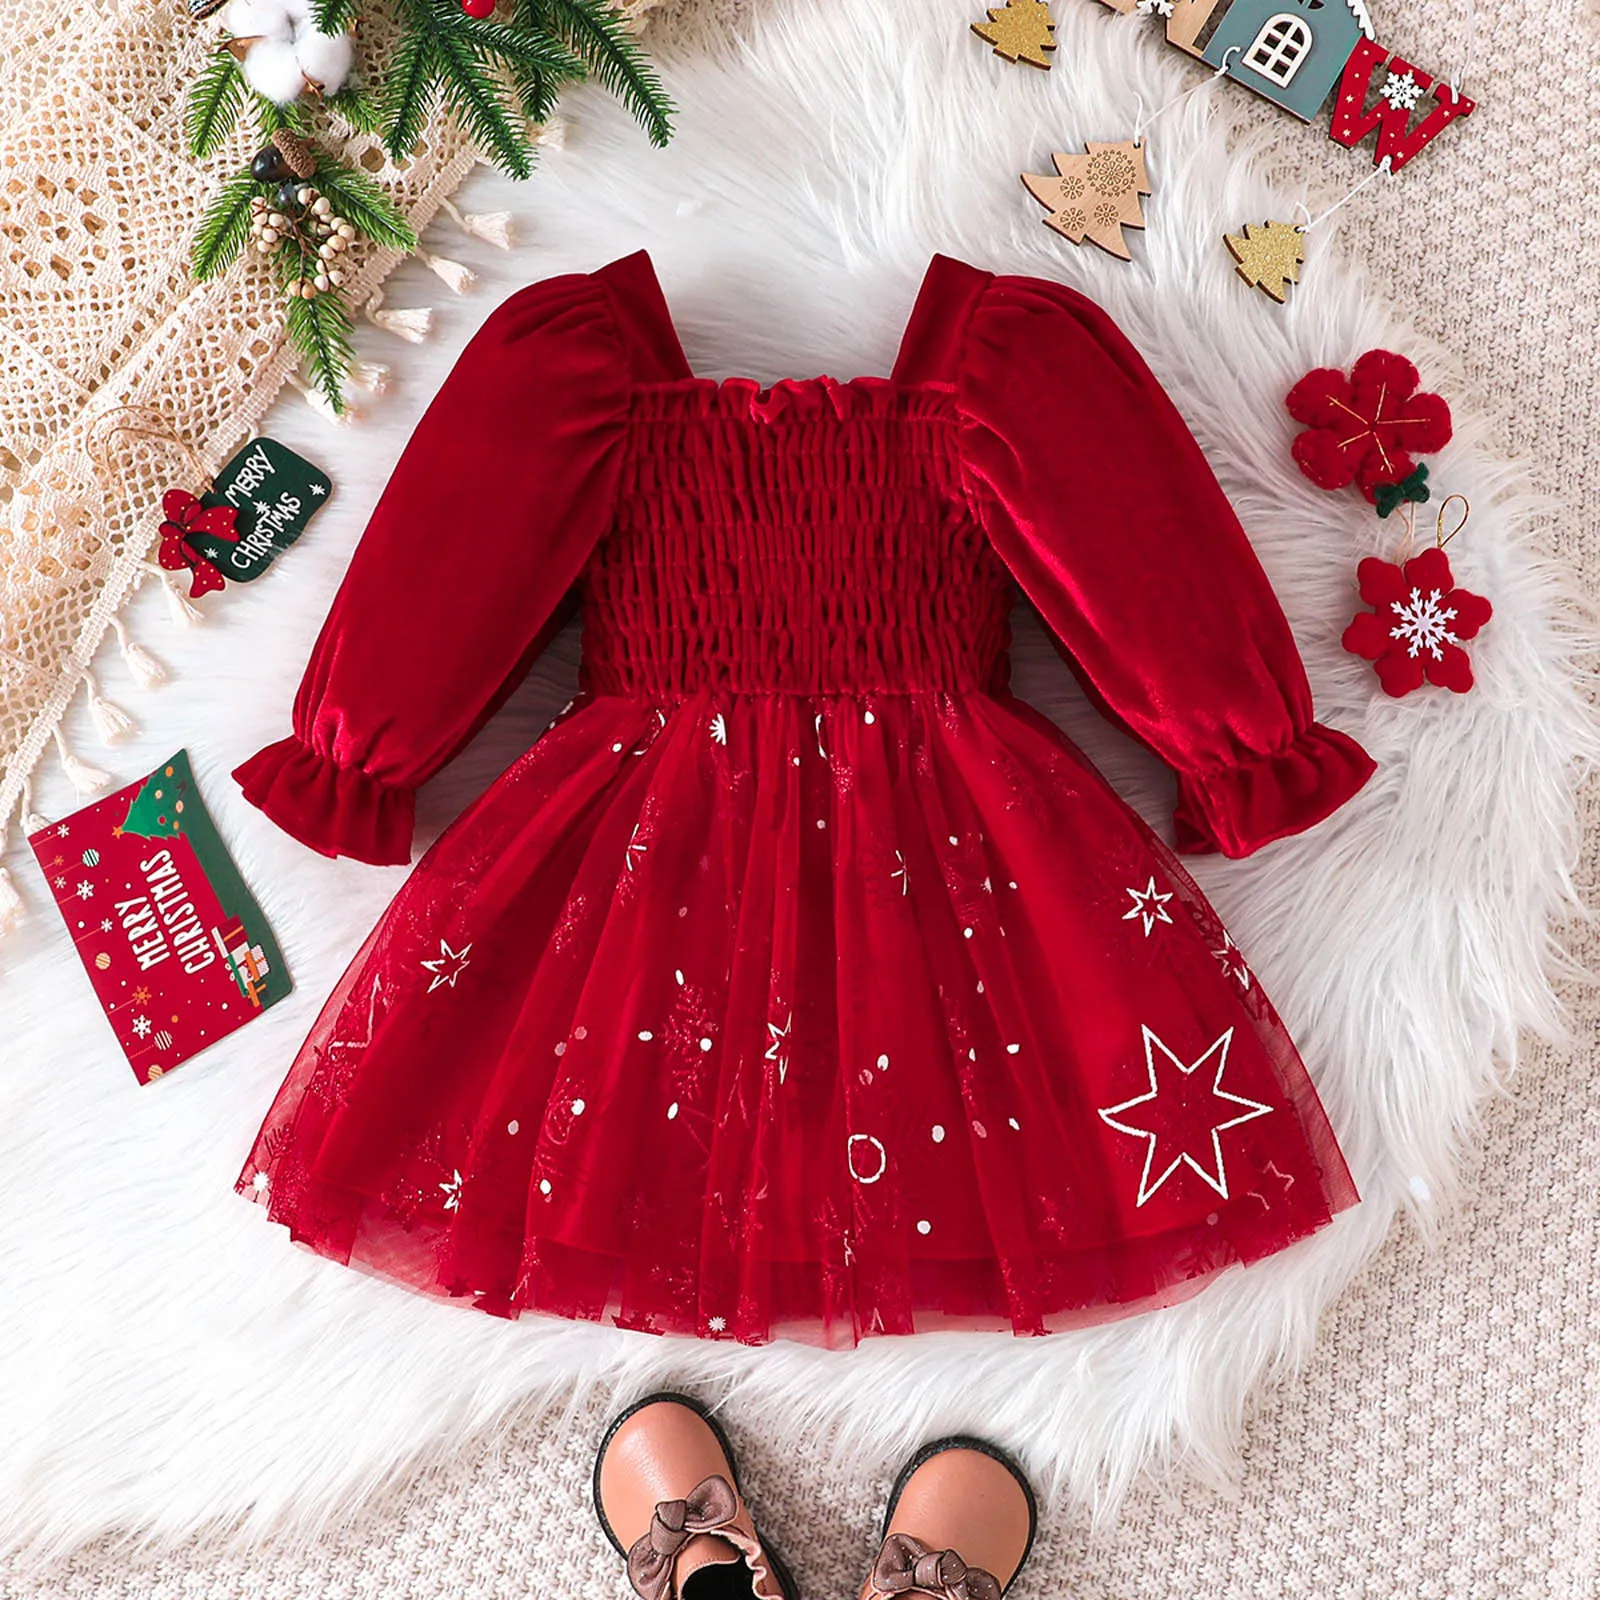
[1287,350,1453,508]
[157,488,238,598]
[1342,544,1492,697]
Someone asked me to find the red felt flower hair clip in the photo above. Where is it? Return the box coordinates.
[1287,349,1452,515]
[1286,351,1490,697]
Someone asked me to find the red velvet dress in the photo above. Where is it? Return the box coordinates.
[234,251,1371,1346]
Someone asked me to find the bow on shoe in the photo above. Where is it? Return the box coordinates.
[870,1534,1003,1600]
[157,489,238,597]
[626,1474,742,1600]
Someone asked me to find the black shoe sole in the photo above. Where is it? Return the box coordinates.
[592,1390,801,1600]
[880,1435,1038,1595]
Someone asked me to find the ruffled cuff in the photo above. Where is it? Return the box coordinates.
[234,736,415,866]
[1173,723,1376,859]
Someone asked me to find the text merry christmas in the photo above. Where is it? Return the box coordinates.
[115,850,216,975]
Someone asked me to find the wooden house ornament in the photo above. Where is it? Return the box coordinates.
[1104,0,1374,119]
[1087,0,1473,164]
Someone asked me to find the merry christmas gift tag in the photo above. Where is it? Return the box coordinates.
[28,751,290,1083]
[186,438,331,582]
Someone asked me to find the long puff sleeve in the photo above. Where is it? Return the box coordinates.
[956,274,1374,858]
[235,273,631,864]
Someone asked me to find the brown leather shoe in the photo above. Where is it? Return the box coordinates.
[594,1393,798,1600]
[860,1438,1037,1599]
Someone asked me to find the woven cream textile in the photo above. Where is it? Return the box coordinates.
[0,0,656,889]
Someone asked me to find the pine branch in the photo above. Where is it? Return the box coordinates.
[382,24,439,162]
[527,0,673,146]
[278,243,355,413]
[255,94,312,140]
[326,79,388,137]
[424,8,536,178]
[468,18,585,82]
[191,169,262,280]
[312,0,363,29]
[468,16,583,124]
[286,291,355,413]
[185,50,247,160]
[312,159,418,252]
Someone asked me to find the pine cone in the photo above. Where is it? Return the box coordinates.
[272,128,319,181]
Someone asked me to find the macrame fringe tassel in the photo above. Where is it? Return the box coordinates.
[83,670,138,745]
[111,615,167,690]
[0,864,24,939]
[365,287,433,343]
[53,727,110,797]
[290,372,360,426]
[349,359,393,396]
[439,196,514,250]
[151,566,205,627]
[416,249,477,295]
[21,783,47,837]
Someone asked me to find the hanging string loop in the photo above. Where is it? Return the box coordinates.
[1293,155,1395,235]
[1133,46,1238,144]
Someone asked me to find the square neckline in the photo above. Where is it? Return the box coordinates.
[593,249,989,396]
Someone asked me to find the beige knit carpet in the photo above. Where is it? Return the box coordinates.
[4,0,1596,1595]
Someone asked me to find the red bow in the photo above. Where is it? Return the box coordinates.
[157,488,238,597]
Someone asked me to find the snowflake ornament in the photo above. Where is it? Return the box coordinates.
[1342,546,1492,696]
[1379,69,1424,111]
[1136,0,1175,14]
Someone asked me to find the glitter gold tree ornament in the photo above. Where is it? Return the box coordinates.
[1223,219,1305,304]
[971,0,1057,68]
[1022,140,1151,261]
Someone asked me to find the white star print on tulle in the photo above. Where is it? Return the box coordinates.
[1211,932,1251,989]
[421,939,472,993]
[1097,1025,1272,1206]
[765,1011,792,1084]
[1122,876,1174,937]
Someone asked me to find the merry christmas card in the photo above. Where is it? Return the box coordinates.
[29,750,290,1083]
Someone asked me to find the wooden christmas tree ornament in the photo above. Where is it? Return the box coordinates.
[1223,219,1305,303]
[971,0,1057,67]
[1023,140,1151,260]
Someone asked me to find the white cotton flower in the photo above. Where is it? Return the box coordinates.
[225,0,354,104]
[294,27,353,93]
[241,37,310,103]
[220,0,293,40]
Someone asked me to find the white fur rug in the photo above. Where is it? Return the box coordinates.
[1,0,1591,1563]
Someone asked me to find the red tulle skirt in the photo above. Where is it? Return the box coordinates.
[239,690,1356,1346]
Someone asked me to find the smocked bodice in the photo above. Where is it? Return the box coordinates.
[237,249,1374,872]
[578,378,1013,698]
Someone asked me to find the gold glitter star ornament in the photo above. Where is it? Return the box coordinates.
[1022,140,1151,261]
[971,0,1057,68]
[1223,220,1306,304]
